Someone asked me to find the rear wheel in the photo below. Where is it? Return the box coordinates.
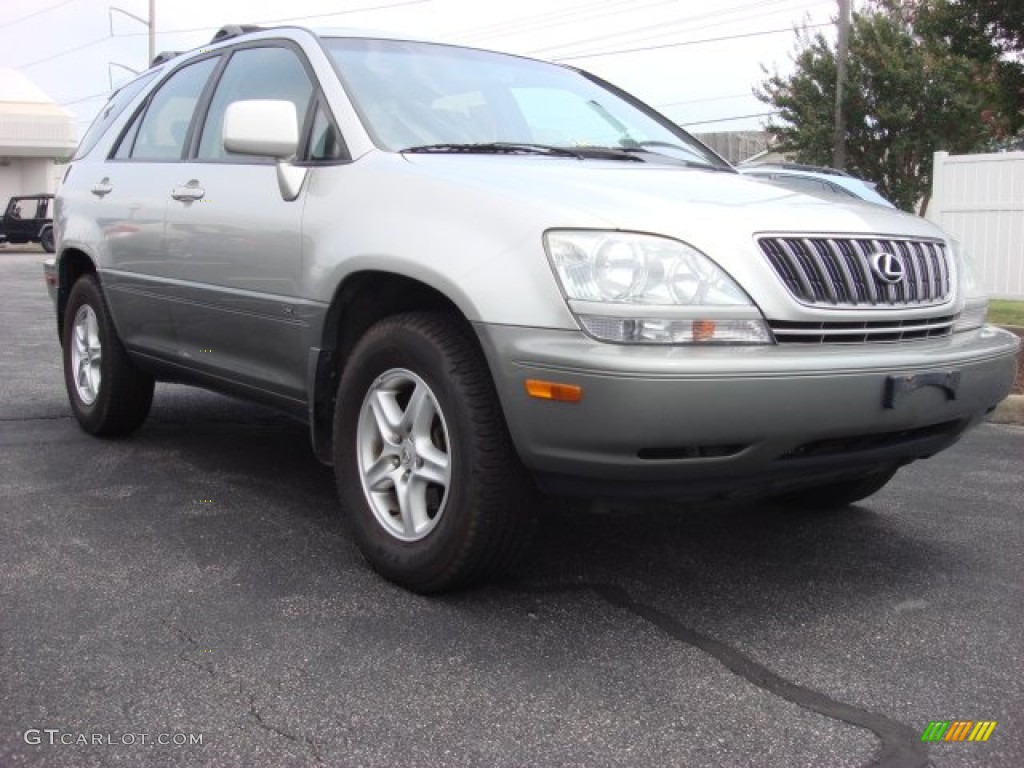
[771,467,899,509]
[40,228,55,253]
[62,274,154,436]
[334,312,534,592]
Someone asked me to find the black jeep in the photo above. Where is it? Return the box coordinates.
[1,194,55,253]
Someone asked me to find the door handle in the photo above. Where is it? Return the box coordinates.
[91,179,113,197]
[171,181,205,202]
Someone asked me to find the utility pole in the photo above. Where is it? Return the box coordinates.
[833,0,850,169]
[110,0,156,65]
[148,0,155,64]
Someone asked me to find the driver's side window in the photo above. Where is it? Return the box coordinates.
[198,46,314,162]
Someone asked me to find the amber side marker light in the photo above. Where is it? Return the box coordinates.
[524,379,583,403]
[692,319,716,342]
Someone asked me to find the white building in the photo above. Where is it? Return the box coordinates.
[0,69,77,200]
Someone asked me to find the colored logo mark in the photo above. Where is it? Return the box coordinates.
[921,720,997,742]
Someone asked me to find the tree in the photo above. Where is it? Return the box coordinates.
[892,0,1024,56]
[880,0,1024,144]
[757,9,1005,212]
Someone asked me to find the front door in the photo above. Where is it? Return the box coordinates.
[161,44,316,402]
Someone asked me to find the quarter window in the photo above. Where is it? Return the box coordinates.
[75,71,157,160]
[308,103,345,161]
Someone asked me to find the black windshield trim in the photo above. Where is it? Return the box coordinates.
[402,142,645,162]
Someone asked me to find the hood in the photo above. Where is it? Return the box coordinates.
[399,153,942,244]
[388,152,958,326]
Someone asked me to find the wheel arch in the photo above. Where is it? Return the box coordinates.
[56,248,98,341]
[308,270,485,465]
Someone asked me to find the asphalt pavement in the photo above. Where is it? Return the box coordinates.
[1,247,1022,767]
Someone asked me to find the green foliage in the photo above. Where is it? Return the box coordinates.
[892,0,1024,57]
[757,8,1007,212]
[880,0,1024,140]
[988,300,1024,328]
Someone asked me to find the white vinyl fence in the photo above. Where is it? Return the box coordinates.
[927,150,1024,299]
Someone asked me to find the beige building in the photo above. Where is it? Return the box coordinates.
[0,69,77,200]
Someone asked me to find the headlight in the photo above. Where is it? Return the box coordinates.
[544,230,772,344]
[952,241,988,333]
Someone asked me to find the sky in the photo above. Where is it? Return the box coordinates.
[1,0,842,140]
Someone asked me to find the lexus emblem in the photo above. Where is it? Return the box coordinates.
[870,251,906,284]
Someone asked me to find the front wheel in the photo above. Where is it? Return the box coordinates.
[770,467,899,510]
[334,312,534,592]
[62,274,154,436]
[40,228,55,253]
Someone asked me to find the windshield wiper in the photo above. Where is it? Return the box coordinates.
[402,142,643,162]
[403,142,584,158]
[616,141,734,171]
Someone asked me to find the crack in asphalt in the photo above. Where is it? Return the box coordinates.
[510,582,930,768]
[156,581,930,766]
[161,619,325,766]
[248,694,326,766]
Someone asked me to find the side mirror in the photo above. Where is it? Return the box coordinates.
[223,100,299,158]
[223,100,307,201]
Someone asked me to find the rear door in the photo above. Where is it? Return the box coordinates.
[95,56,222,357]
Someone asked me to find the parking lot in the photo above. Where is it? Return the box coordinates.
[1,247,1022,767]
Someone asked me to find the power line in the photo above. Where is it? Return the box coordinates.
[0,0,76,29]
[656,93,752,109]
[680,111,779,127]
[16,0,428,75]
[459,0,676,46]
[529,0,818,57]
[235,0,432,27]
[112,0,431,38]
[17,35,111,69]
[59,91,112,107]
[452,0,638,41]
[553,22,831,61]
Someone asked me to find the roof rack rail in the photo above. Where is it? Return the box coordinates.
[150,51,183,67]
[210,25,263,44]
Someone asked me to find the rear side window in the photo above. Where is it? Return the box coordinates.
[118,57,218,161]
[72,71,157,160]
[198,46,314,161]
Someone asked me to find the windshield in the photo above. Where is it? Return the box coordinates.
[323,38,726,168]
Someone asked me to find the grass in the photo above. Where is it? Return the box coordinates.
[988,299,1024,327]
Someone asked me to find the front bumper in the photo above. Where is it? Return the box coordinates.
[476,323,1020,499]
[43,258,57,306]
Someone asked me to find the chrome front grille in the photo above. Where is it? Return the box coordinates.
[769,315,955,344]
[758,236,952,307]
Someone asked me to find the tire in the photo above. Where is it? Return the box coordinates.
[40,228,55,253]
[333,312,534,593]
[771,467,899,510]
[62,274,154,436]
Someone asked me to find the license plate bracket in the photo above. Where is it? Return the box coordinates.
[884,371,961,409]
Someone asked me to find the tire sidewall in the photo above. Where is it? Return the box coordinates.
[62,277,114,432]
[335,323,483,584]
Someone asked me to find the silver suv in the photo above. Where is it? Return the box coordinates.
[51,25,1020,591]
